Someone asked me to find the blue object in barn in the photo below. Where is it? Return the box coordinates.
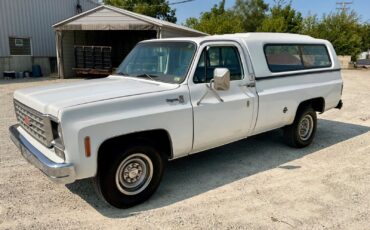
[32,65,43,77]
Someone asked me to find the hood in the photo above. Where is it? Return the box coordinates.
[14,76,179,117]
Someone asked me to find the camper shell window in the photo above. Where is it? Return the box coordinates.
[264,44,332,72]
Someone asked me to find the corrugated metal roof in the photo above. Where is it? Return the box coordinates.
[53,5,208,36]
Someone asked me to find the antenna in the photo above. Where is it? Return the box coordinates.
[336,1,353,11]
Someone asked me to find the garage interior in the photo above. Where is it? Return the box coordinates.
[73,30,156,68]
[53,5,206,78]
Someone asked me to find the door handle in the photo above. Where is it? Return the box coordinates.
[166,95,185,103]
[240,82,255,88]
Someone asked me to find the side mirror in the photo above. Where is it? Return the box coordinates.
[213,68,230,91]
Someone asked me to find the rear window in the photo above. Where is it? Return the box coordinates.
[264,44,332,72]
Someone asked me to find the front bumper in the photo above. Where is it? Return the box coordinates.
[9,124,76,184]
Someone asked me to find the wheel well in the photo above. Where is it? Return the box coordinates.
[97,130,173,166]
[298,98,325,113]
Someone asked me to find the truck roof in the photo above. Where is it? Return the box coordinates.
[150,32,323,44]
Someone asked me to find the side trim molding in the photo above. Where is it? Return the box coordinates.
[256,68,341,81]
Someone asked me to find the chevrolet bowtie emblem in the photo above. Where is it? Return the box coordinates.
[24,116,31,126]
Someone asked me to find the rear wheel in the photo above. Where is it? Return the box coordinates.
[94,142,166,208]
[284,107,317,148]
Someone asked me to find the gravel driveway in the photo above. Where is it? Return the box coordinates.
[1,70,369,229]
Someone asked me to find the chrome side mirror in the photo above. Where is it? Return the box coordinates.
[197,68,229,105]
[213,68,230,91]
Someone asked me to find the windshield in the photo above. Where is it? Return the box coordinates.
[116,42,196,84]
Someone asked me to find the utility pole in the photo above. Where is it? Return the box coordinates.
[336,1,353,12]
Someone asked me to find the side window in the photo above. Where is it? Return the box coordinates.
[221,47,243,80]
[264,45,303,72]
[208,47,220,67]
[264,44,332,72]
[194,46,243,83]
[301,45,331,68]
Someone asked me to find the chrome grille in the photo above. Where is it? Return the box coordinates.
[14,100,53,147]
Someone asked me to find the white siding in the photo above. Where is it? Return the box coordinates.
[0,0,99,57]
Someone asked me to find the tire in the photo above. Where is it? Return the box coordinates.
[284,107,317,148]
[94,142,166,208]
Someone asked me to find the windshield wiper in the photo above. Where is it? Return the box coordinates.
[136,74,158,82]
[116,72,129,76]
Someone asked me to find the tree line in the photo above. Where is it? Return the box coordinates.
[104,0,370,60]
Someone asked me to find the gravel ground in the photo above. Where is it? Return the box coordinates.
[0,70,369,230]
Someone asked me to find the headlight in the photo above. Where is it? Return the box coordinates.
[51,120,63,143]
[57,124,63,144]
[51,121,65,161]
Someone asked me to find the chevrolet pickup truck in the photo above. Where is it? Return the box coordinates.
[9,33,343,208]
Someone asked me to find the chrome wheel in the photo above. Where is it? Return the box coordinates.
[299,114,314,141]
[115,153,153,195]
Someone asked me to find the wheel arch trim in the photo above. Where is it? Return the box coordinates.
[96,129,174,169]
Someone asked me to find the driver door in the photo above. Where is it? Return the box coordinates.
[189,42,257,153]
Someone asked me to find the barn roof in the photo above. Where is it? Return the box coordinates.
[53,5,207,36]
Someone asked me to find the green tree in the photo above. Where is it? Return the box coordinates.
[103,0,177,23]
[233,0,268,32]
[301,14,319,37]
[258,0,303,33]
[360,23,370,52]
[185,0,244,35]
[306,11,362,59]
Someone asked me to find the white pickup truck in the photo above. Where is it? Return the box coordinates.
[9,33,343,208]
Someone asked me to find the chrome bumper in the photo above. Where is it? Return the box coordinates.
[9,124,76,184]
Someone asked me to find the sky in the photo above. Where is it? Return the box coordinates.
[171,0,370,24]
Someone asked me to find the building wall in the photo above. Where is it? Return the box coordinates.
[0,0,99,57]
[0,56,53,78]
[0,58,11,76]
[0,57,32,75]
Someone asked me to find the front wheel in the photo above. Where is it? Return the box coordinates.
[94,143,166,208]
[284,107,317,148]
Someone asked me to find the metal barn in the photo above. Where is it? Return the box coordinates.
[0,0,99,77]
[53,5,207,78]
